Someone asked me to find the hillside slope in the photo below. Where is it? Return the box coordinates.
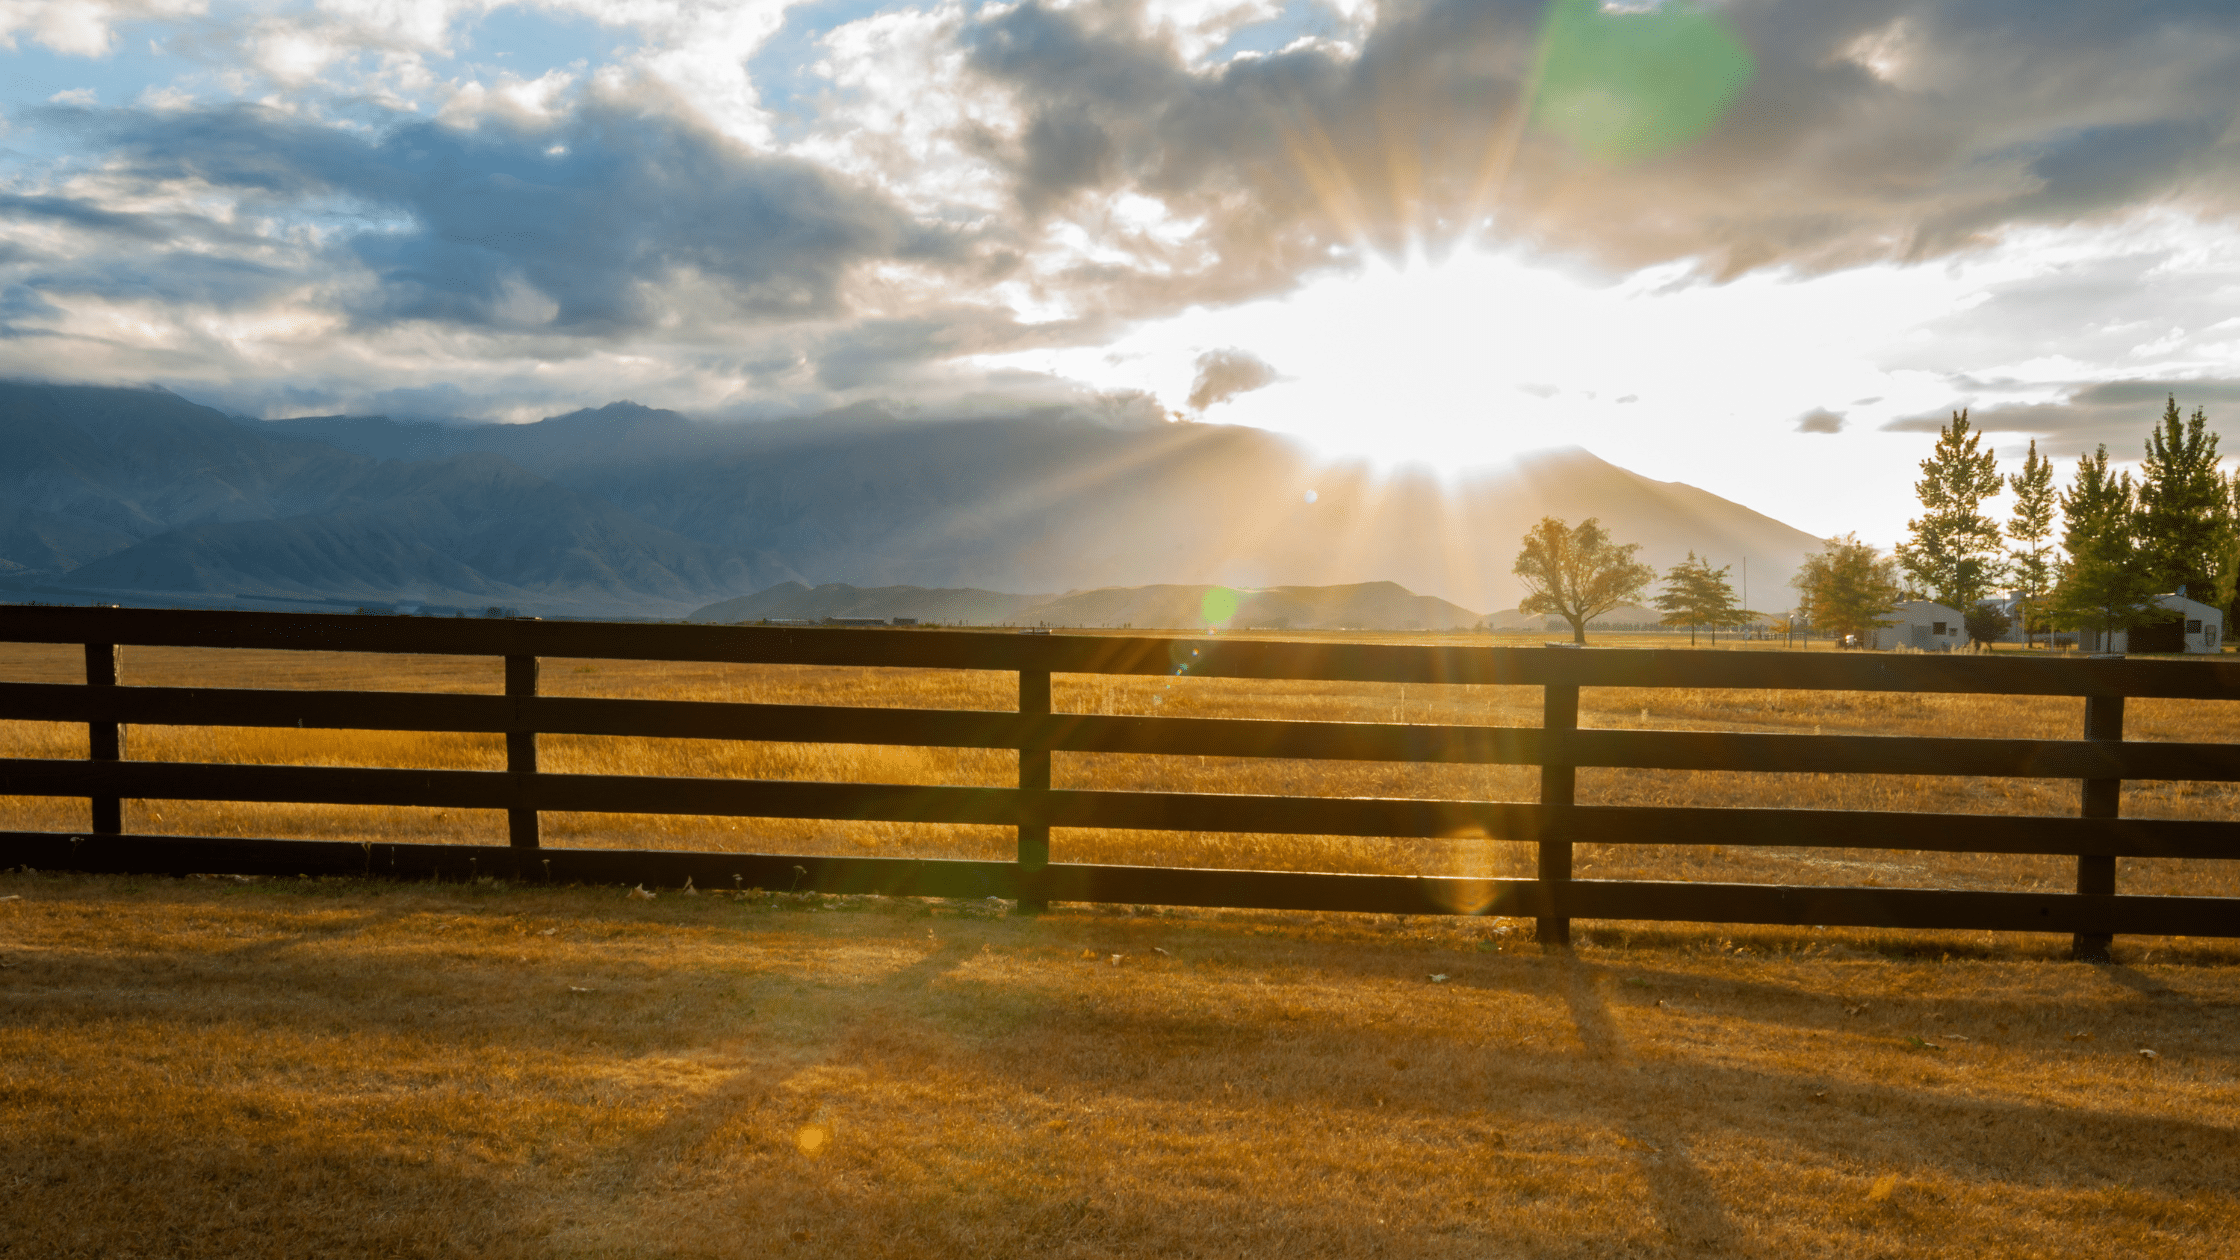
[238,402,1826,611]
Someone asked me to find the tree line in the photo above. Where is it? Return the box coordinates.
[1510,394,2232,648]
[1814,396,2230,646]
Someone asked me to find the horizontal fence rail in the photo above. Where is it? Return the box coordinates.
[7,604,2240,695]
[9,681,2240,779]
[3,605,2239,955]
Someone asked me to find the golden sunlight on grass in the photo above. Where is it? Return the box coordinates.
[1,872,2235,1258]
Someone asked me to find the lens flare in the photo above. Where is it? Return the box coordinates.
[794,1122,831,1157]
[1531,0,1754,163]
[1200,586,1241,627]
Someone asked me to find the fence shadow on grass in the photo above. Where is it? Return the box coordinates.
[1557,952,1753,1256]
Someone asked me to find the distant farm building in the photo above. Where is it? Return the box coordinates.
[1864,600,1965,651]
[2075,594,2224,654]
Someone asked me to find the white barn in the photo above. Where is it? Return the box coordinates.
[1864,600,1966,651]
[2076,594,2225,655]
[1980,593,2080,648]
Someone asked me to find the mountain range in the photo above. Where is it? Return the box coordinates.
[0,380,1828,620]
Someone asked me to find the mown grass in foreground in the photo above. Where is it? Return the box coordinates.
[2,871,2236,1258]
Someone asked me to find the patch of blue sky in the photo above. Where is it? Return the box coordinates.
[448,4,637,82]
[745,0,903,141]
[0,26,194,115]
[1211,0,1345,61]
[0,33,198,173]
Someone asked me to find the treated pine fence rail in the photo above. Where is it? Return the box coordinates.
[3,606,2239,957]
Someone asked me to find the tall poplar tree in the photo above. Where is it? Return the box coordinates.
[2135,395,2234,605]
[2005,439,2057,648]
[1898,409,2006,610]
[2047,445,2162,646]
[2230,469,2240,639]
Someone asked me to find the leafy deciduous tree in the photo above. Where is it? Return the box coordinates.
[1897,410,2007,611]
[1792,534,1903,644]
[1512,516,1654,645]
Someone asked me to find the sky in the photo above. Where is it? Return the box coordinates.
[5,0,2240,548]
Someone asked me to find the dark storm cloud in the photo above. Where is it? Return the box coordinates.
[1185,347,1278,411]
[1795,408,1845,434]
[955,0,2240,305]
[1885,379,2240,454]
[84,99,956,334]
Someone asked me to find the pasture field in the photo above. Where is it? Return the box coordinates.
[2,632,2237,1256]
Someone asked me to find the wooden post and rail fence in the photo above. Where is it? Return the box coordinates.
[2,606,2237,958]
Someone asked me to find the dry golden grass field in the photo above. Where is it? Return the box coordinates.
[3,873,2237,1258]
[2,631,2238,1256]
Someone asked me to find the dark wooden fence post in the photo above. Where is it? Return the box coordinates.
[1017,666,1052,914]
[506,655,539,848]
[84,642,123,834]
[2074,691,2124,961]
[1538,681,1578,947]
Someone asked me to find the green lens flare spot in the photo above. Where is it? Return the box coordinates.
[1531,0,1754,163]
[1200,587,1241,627]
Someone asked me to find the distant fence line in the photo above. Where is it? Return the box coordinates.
[2,607,2237,957]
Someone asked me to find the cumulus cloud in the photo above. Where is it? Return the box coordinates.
[86,96,959,333]
[941,0,2240,302]
[1795,408,1845,434]
[1,0,207,57]
[1186,347,1277,410]
[7,0,2240,418]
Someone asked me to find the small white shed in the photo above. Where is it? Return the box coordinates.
[2080,594,2225,654]
[1864,600,1966,651]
